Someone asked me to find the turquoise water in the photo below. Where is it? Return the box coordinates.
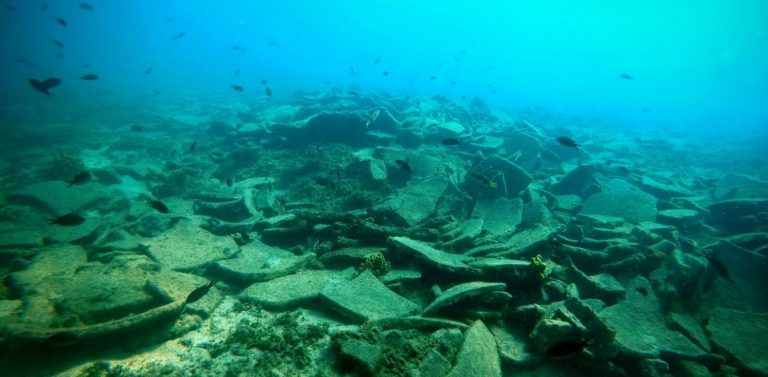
[1,2,767,376]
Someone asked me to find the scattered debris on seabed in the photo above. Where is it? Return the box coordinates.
[0,91,766,377]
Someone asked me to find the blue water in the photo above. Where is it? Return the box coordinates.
[2,2,768,376]
[2,1,767,135]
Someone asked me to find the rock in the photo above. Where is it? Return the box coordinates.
[471,198,523,235]
[320,270,419,323]
[337,338,382,375]
[388,236,476,273]
[640,176,696,199]
[566,267,626,304]
[438,121,465,135]
[551,164,599,198]
[598,277,707,360]
[442,218,484,249]
[0,229,44,250]
[712,173,768,201]
[580,189,657,224]
[414,349,451,377]
[466,258,530,276]
[657,209,701,228]
[3,246,198,343]
[212,240,316,283]
[502,131,542,167]
[446,320,501,377]
[423,282,506,316]
[193,197,254,222]
[319,246,389,268]
[706,309,768,376]
[143,221,237,272]
[302,112,369,146]
[6,245,88,326]
[489,325,534,365]
[239,270,342,310]
[699,240,768,313]
[667,312,711,352]
[369,159,388,180]
[708,199,768,234]
[373,316,469,331]
[555,194,582,213]
[9,181,112,216]
[466,155,532,197]
[470,135,505,150]
[380,269,422,285]
[374,179,449,227]
[485,223,557,258]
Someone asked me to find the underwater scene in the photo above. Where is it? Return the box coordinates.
[1,1,768,376]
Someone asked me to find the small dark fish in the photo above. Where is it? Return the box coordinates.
[26,62,39,68]
[147,199,169,214]
[546,338,592,358]
[4,4,18,11]
[51,39,65,48]
[382,71,389,76]
[620,73,633,80]
[130,124,146,132]
[234,68,240,76]
[185,280,217,304]
[79,2,93,10]
[395,160,412,173]
[267,40,276,47]
[189,140,197,152]
[49,214,85,226]
[171,32,186,40]
[429,76,437,80]
[313,176,332,187]
[348,90,359,96]
[56,53,64,58]
[226,177,233,187]
[231,84,244,92]
[232,45,241,50]
[260,79,267,85]
[556,136,580,149]
[145,67,152,74]
[80,73,99,80]
[441,138,460,146]
[41,4,49,10]
[265,87,272,96]
[65,171,91,187]
[641,107,651,113]
[28,77,62,96]
[705,254,731,280]
[56,18,67,27]
[373,57,381,64]
[470,172,497,189]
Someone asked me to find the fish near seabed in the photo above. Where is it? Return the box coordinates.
[80,73,99,80]
[49,213,85,226]
[556,136,580,149]
[28,77,62,96]
[66,171,91,187]
[442,137,461,146]
[395,159,413,173]
[147,199,170,214]
[185,280,218,304]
